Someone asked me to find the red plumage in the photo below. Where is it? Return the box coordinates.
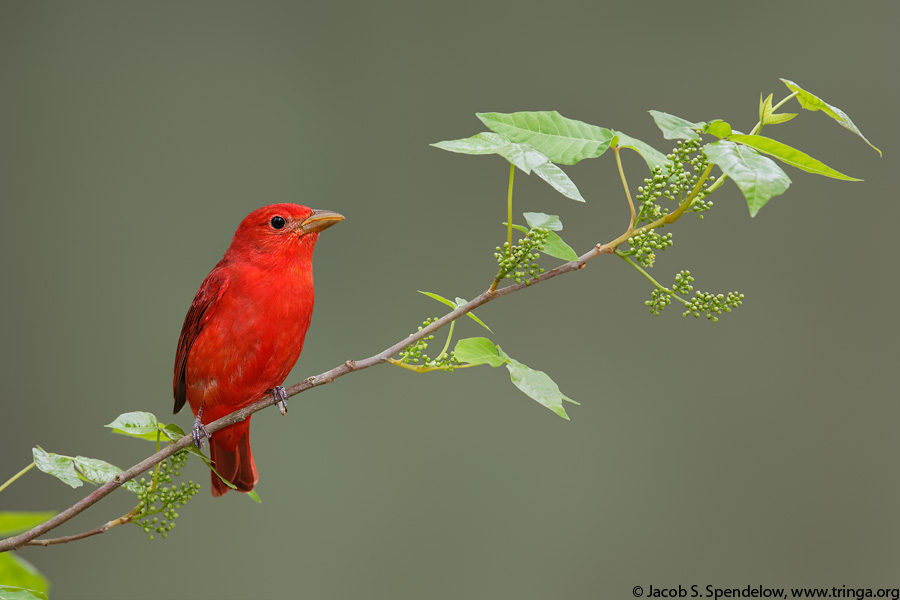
[173,204,343,496]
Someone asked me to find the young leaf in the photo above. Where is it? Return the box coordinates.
[0,585,49,600]
[506,359,578,420]
[611,130,671,173]
[780,78,881,156]
[541,231,579,262]
[418,291,492,332]
[32,446,81,489]
[728,134,862,181]
[763,112,797,125]
[247,490,262,503]
[74,456,140,493]
[649,110,703,141]
[105,411,161,437]
[476,111,615,165]
[760,93,797,125]
[703,120,733,139]
[0,512,56,537]
[759,93,771,122]
[532,161,585,202]
[703,140,791,217]
[522,212,563,231]
[453,337,507,367]
[0,554,49,597]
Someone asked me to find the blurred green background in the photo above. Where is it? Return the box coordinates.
[2,1,898,599]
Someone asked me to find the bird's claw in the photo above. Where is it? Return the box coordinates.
[270,386,288,416]
[192,406,211,449]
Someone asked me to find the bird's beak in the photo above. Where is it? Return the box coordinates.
[299,209,344,235]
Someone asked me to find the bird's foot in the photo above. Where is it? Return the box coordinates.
[192,406,212,449]
[270,386,288,416]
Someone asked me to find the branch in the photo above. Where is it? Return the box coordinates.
[0,242,609,553]
[5,206,671,553]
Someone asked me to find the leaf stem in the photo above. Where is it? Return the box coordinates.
[0,462,35,494]
[615,251,689,307]
[386,357,476,373]
[613,146,636,232]
[507,162,515,249]
[434,320,455,363]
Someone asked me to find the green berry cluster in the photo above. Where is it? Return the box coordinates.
[644,270,743,322]
[671,270,695,294]
[622,229,674,268]
[646,288,672,316]
[635,166,670,224]
[132,450,200,541]
[635,140,715,225]
[396,320,461,371]
[494,228,550,285]
[397,317,438,364]
[683,290,744,322]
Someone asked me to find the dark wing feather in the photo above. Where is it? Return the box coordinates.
[173,268,230,414]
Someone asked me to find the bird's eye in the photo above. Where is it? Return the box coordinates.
[270,216,286,230]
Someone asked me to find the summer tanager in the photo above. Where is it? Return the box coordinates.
[173,204,343,496]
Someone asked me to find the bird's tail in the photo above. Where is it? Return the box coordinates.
[209,419,259,497]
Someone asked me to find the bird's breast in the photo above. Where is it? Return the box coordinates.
[185,265,315,413]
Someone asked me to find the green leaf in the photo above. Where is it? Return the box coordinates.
[431,132,584,201]
[105,411,160,437]
[531,161,584,202]
[162,423,187,442]
[0,512,56,537]
[728,134,862,181]
[760,92,797,126]
[0,585,49,600]
[703,140,792,217]
[522,212,563,231]
[649,110,703,141]
[247,490,262,503]
[502,223,529,235]
[780,78,881,156]
[0,554,49,595]
[763,112,797,125]
[453,337,506,367]
[74,456,140,493]
[506,359,578,420]
[502,220,578,261]
[759,93,770,122]
[703,120,733,138]
[417,291,492,332]
[541,231,579,262]
[611,131,671,173]
[476,111,615,165]
[430,131,515,155]
[32,446,81,489]
[431,132,545,173]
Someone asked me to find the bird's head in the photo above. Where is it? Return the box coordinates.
[226,203,344,265]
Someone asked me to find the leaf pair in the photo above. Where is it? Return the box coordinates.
[32,446,142,493]
[453,337,578,420]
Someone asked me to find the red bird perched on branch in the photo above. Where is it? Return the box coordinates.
[173,204,343,496]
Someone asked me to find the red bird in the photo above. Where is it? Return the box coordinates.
[173,204,343,496]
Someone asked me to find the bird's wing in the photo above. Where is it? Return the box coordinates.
[173,267,230,414]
